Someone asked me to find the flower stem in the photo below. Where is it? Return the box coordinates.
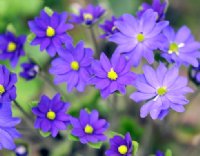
[13,100,34,122]
[90,26,99,58]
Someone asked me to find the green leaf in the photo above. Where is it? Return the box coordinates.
[165,149,172,156]
[27,33,35,43]
[68,134,79,141]
[88,142,102,149]
[6,23,16,34]
[39,130,50,138]
[106,131,123,138]
[44,6,53,16]
[132,141,139,156]
[29,101,38,108]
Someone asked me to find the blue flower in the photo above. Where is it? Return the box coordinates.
[0,32,26,67]
[109,9,168,67]
[0,102,21,150]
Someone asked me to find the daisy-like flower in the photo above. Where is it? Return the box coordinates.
[155,151,165,156]
[71,4,105,26]
[130,63,193,120]
[70,109,109,144]
[99,16,120,38]
[49,41,94,92]
[105,133,133,156]
[137,0,167,21]
[91,53,136,99]
[28,10,73,57]
[0,32,26,67]
[109,9,169,67]
[161,26,200,67]
[0,102,21,150]
[20,60,39,81]
[32,94,71,137]
[0,65,17,103]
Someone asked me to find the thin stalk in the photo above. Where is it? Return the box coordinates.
[39,72,69,100]
[89,26,99,57]
[13,100,33,122]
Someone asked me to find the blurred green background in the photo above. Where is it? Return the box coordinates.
[0,0,200,156]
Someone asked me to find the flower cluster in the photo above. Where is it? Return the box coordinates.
[0,0,199,155]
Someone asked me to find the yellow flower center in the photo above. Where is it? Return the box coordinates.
[169,42,179,55]
[70,61,79,71]
[84,124,94,134]
[46,26,55,37]
[7,42,16,52]
[83,13,93,21]
[112,26,117,32]
[157,86,167,96]
[118,145,128,155]
[107,68,118,80]
[137,33,145,42]
[46,110,56,120]
[0,84,5,94]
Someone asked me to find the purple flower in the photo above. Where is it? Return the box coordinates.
[20,60,39,81]
[28,10,73,57]
[0,65,17,103]
[189,62,200,85]
[71,4,105,26]
[109,9,169,67]
[99,16,120,38]
[105,133,133,156]
[137,0,167,21]
[0,102,21,150]
[49,41,94,92]
[15,145,28,156]
[130,63,193,120]
[0,32,26,67]
[161,26,200,67]
[156,151,165,156]
[32,94,71,137]
[91,53,136,99]
[70,109,109,144]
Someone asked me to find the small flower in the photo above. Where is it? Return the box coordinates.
[70,109,109,144]
[0,65,17,103]
[130,63,193,120]
[137,0,167,21]
[0,32,26,67]
[0,102,21,150]
[99,16,120,38]
[109,9,168,67]
[161,26,200,67]
[15,145,28,156]
[71,4,105,26]
[91,53,136,98]
[28,10,73,57]
[32,94,71,137]
[105,133,133,156]
[49,41,94,92]
[155,151,165,156]
[189,62,200,85]
[20,60,39,81]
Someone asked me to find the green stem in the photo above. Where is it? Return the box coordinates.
[13,100,34,122]
[89,26,99,57]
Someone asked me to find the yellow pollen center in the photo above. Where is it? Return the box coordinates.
[157,86,167,96]
[107,68,118,80]
[112,26,117,32]
[0,85,5,94]
[71,61,79,71]
[7,42,16,52]
[46,111,56,120]
[83,13,93,21]
[169,42,179,54]
[84,124,94,134]
[118,145,128,155]
[46,26,55,37]
[137,33,145,42]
